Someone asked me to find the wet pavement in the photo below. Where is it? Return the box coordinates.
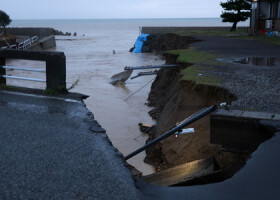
[0,90,141,199]
[1,89,280,199]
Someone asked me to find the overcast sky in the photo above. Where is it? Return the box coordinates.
[2,0,227,20]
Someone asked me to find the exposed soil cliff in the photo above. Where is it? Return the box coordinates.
[143,35,251,180]
[142,33,201,53]
[146,65,249,178]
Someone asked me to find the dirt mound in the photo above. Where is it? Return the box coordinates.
[140,33,201,53]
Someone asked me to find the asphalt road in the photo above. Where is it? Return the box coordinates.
[1,89,280,200]
[0,90,141,200]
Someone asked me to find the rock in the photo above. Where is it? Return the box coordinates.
[52,29,71,36]
[129,45,135,52]
[138,123,153,133]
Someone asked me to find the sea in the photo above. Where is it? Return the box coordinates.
[7,18,249,175]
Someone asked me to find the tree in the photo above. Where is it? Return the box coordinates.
[220,0,251,31]
[0,10,12,36]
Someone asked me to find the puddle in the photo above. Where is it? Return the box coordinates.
[220,57,280,66]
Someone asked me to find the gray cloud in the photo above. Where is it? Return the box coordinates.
[3,0,225,19]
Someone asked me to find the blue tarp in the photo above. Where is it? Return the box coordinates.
[133,33,149,53]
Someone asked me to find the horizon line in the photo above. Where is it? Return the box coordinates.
[12,17,223,21]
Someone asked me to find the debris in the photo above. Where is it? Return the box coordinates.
[110,70,133,85]
[130,71,158,80]
[138,123,153,133]
[124,64,179,71]
[175,128,195,137]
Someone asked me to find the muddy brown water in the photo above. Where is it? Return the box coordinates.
[5,36,165,175]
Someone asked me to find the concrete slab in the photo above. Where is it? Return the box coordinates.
[214,109,280,121]
[137,131,280,200]
[211,109,277,151]
[38,35,56,50]
[0,90,141,199]
[142,157,218,186]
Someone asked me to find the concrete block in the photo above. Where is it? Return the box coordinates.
[142,157,218,186]
[211,109,278,151]
[39,35,56,50]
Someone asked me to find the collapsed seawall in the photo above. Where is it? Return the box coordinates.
[140,33,277,182]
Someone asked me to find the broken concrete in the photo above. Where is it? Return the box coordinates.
[142,157,219,186]
[211,109,279,152]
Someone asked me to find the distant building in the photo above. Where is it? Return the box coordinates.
[250,0,280,32]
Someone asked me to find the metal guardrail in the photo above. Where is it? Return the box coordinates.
[1,36,38,50]
[124,105,218,160]
[0,49,66,91]
[2,65,46,73]
[1,65,46,83]
[1,75,45,82]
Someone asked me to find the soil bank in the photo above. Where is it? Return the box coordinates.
[145,59,248,180]
[141,32,280,181]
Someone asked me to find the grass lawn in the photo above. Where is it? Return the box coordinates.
[164,47,221,86]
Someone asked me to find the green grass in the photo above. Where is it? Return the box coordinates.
[164,48,221,86]
[164,47,219,65]
[174,28,280,46]
[175,29,248,37]
[180,65,220,86]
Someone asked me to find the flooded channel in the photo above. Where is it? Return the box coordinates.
[7,35,164,174]
[5,22,166,175]
[8,18,243,175]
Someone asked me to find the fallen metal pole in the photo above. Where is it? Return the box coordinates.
[130,72,157,80]
[124,64,179,71]
[124,105,217,160]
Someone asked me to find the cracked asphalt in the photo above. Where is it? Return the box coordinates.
[0,90,141,200]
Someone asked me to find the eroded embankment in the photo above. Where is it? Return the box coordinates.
[146,67,250,179]
[143,39,251,180]
[142,33,201,53]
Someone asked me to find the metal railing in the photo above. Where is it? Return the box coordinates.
[18,36,39,50]
[0,49,66,91]
[1,36,39,50]
[124,105,218,160]
[1,65,46,83]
